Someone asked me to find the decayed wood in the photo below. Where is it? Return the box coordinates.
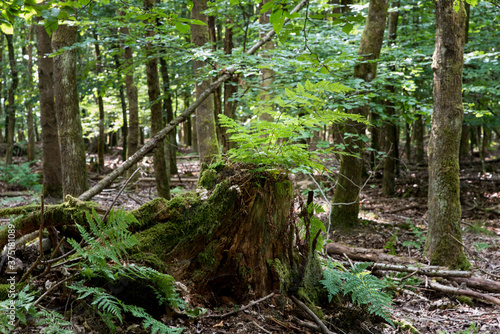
[428,280,500,306]
[449,277,500,293]
[77,0,309,202]
[326,242,418,264]
[369,262,471,278]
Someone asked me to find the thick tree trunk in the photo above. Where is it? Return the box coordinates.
[191,0,220,163]
[119,23,140,179]
[52,25,89,197]
[425,0,469,269]
[144,0,170,199]
[36,22,62,199]
[331,0,388,228]
[4,34,18,165]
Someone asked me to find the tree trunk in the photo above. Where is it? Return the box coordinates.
[159,58,178,175]
[36,21,62,199]
[330,0,388,228]
[52,25,89,197]
[119,22,139,179]
[207,14,223,145]
[414,114,425,164]
[222,19,238,153]
[93,31,105,170]
[258,0,275,122]
[0,34,3,144]
[191,0,220,163]
[4,34,18,165]
[144,0,170,199]
[25,26,36,161]
[425,0,469,269]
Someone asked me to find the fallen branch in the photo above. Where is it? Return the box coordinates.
[77,0,309,202]
[428,280,500,306]
[326,242,418,264]
[449,276,500,294]
[291,295,336,334]
[368,262,471,278]
[203,292,275,318]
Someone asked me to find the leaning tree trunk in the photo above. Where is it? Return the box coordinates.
[52,25,88,198]
[425,0,470,269]
[330,0,388,228]
[36,20,62,198]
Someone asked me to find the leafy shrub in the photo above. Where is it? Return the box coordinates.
[321,261,394,325]
[0,162,41,191]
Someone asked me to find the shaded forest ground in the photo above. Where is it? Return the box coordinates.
[1,145,499,334]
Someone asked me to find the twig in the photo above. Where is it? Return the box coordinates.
[103,167,141,222]
[20,196,46,283]
[291,295,336,334]
[252,321,272,334]
[203,292,274,318]
[291,315,322,331]
[41,237,67,276]
[34,273,78,306]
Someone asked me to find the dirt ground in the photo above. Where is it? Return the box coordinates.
[1,148,499,334]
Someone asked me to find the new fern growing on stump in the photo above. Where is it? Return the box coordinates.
[321,261,394,326]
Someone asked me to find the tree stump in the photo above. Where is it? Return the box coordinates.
[130,163,299,303]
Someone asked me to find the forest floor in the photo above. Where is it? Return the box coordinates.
[1,147,499,334]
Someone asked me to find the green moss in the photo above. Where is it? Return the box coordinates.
[197,241,218,269]
[0,283,28,301]
[198,169,217,190]
[267,258,291,295]
[455,296,474,306]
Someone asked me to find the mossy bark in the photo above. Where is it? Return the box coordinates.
[424,0,470,269]
[131,165,299,302]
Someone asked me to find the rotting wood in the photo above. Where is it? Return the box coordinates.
[449,276,500,293]
[326,242,418,264]
[428,280,500,306]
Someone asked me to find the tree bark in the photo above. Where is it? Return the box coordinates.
[159,58,178,175]
[222,19,238,153]
[36,21,62,199]
[0,34,3,144]
[4,33,18,165]
[330,0,388,228]
[425,0,469,269]
[414,114,425,164]
[119,22,140,179]
[191,0,220,163]
[52,25,89,197]
[93,31,106,170]
[144,0,170,199]
[25,26,36,161]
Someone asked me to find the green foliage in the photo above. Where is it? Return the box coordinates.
[219,80,365,173]
[402,222,425,251]
[0,285,73,334]
[465,222,495,236]
[299,202,326,252]
[321,261,394,326]
[383,231,398,255]
[438,322,479,334]
[0,162,41,191]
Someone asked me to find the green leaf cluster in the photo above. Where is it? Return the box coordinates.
[0,162,42,191]
[321,261,394,326]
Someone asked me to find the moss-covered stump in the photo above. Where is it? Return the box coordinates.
[131,164,297,303]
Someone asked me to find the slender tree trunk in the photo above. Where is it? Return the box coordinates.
[114,51,128,162]
[207,13,223,144]
[25,26,36,161]
[330,0,388,228]
[93,31,105,169]
[0,34,3,144]
[4,34,18,165]
[52,25,88,197]
[191,0,220,163]
[381,0,400,196]
[405,122,412,163]
[414,115,425,164]
[36,22,62,198]
[425,0,469,269]
[258,0,275,122]
[222,19,238,153]
[459,1,471,166]
[144,0,170,199]
[159,58,178,175]
[119,22,139,178]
